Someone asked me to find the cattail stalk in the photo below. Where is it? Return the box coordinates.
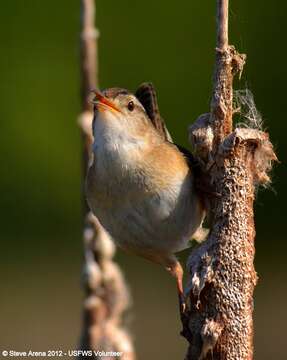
[183,1,277,359]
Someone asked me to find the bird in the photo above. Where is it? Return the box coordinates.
[86,83,206,313]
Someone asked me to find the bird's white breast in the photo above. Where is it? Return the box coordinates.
[87,114,204,256]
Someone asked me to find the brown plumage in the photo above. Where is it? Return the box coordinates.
[86,83,206,313]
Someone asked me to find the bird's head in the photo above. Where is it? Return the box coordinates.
[92,87,154,140]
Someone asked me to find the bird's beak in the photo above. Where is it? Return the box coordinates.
[93,90,121,113]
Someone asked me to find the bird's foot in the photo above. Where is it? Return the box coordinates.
[178,292,187,316]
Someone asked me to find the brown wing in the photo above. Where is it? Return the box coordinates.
[135,82,201,171]
[135,82,172,142]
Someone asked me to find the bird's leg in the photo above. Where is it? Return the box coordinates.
[166,258,186,315]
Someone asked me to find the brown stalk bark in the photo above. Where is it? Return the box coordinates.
[182,1,277,359]
[78,1,135,358]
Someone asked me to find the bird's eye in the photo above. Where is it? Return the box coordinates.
[127,101,134,111]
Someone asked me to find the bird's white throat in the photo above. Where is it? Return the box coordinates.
[92,111,149,173]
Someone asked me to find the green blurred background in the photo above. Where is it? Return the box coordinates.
[0,1,286,359]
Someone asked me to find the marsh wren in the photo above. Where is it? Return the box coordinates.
[86,83,206,313]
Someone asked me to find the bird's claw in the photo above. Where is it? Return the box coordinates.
[179,293,188,317]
